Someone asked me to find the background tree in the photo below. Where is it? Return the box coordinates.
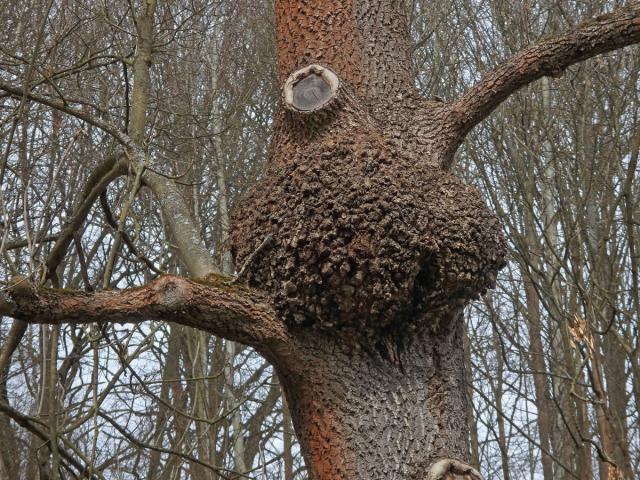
[0,1,639,479]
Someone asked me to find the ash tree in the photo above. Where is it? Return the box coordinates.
[1,1,640,479]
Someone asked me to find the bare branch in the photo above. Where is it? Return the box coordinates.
[0,275,286,350]
[46,154,128,281]
[99,191,163,275]
[141,169,218,277]
[0,82,217,278]
[0,401,103,480]
[0,80,135,149]
[448,3,640,153]
[98,411,237,479]
[2,234,58,251]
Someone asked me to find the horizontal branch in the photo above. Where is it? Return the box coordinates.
[1,234,58,251]
[448,2,640,157]
[0,275,287,350]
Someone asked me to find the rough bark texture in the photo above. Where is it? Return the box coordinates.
[274,314,470,480]
[225,0,640,480]
[230,82,506,340]
[0,275,285,351]
[227,2,640,479]
[230,2,507,478]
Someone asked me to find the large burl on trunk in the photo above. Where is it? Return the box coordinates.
[229,1,506,478]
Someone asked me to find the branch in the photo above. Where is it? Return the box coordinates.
[0,80,217,279]
[98,411,237,479]
[0,401,103,480]
[0,80,135,149]
[449,3,640,152]
[46,154,127,280]
[2,234,58,251]
[141,169,218,277]
[0,275,286,350]
[99,191,163,275]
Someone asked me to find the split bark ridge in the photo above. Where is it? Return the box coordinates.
[1,1,640,480]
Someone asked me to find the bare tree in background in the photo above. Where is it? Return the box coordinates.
[408,1,640,478]
[0,1,291,479]
[0,1,640,479]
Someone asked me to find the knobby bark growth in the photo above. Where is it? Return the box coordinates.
[1,1,640,479]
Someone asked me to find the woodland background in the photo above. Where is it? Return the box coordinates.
[0,0,638,478]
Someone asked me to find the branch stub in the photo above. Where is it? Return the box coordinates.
[283,65,340,113]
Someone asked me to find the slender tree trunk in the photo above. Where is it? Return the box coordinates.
[463,328,480,470]
[522,157,554,480]
[147,327,182,480]
[283,397,295,480]
[0,321,24,478]
[522,274,554,479]
[489,306,511,480]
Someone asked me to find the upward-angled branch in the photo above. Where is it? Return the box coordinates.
[0,69,217,279]
[0,275,286,351]
[141,169,218,277]
[448,3,640,153]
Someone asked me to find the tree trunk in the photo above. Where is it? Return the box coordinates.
[270,312,470,480]
[229,3,505,478]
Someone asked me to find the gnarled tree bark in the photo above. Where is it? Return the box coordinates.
[1,1,640,479]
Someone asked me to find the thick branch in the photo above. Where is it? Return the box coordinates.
[2,234,58,251]
[141,170,218,277]
[449,3,640,148]
[0,275,286,350]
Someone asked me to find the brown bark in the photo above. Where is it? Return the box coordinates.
[275,0,413,107]
[275,313,471,480]
[0,275,285,352]
[231,77,506,338]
